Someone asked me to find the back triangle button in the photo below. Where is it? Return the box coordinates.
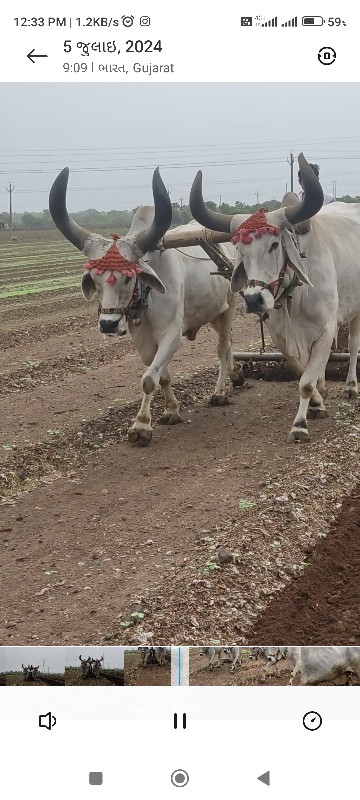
[257,771,270,786]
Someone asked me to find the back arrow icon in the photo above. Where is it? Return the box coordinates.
[27,49,48,63]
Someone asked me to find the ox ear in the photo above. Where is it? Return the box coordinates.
[230,261,247,294]
[81,271,97,301]
[138,258,166,294]
[282,229,313,287]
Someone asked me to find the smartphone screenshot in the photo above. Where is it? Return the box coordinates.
[0,1,359,796]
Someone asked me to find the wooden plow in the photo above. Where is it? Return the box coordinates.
[160,227,355,365]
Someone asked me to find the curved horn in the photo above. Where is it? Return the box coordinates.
[49,168,90,251]
[136,168,173,253]
[189,171,232,233]
[285,153,324,225]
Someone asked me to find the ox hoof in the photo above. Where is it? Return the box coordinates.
[160,411,182,425]
[231,374,245,388]
[345,386,358,401]
[128,427,153,447]
[209,393,230,407]
[308,406,328,419]
[287,428,310,444]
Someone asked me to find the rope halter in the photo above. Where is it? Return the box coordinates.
[231,208,284,296]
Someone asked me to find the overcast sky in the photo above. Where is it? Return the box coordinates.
[6,647,64,674]
[65,647,124,669]
[0,83,359,213]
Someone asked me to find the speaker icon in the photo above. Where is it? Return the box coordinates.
[39,711,57,730]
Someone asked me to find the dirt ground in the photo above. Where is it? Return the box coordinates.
[6,672,64,685]
[65,667,124,685]
[248,484,360,644]
[124,650,171,685]
[1,234,359,646]
[189,648,301,686]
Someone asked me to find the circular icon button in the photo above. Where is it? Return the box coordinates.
[171,769,190,787]
[303,711,322,731]
[318,47,336,65]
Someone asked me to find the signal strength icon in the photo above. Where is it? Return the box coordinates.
[282,16,297,26]
[262,16,277,26]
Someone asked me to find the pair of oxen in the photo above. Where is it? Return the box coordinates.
[49,154,360,446]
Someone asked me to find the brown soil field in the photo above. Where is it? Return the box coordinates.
[124,650,171,685]
[189,648,301,686]
[65,667,124,685]
[0,232,359,646]
[6,672,64,685]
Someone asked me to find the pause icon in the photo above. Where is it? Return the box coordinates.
[282,16,297,26]
[262,16,277,26]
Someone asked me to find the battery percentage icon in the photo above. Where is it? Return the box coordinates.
[302,16,324,25]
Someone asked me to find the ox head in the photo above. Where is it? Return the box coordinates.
[49,168,172,336]
[190,153,323,315]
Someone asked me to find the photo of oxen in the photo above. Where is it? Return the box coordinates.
[65,647,124,685]
[5,647,65,685]
[189,646,360,686]
[124,647,172,685]
[0,648,6,685]
[0,83,360,648]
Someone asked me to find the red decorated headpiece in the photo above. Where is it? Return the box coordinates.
[84,233,142,285]
[231,209,281,245]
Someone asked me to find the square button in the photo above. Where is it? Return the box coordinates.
[89,772,103,786]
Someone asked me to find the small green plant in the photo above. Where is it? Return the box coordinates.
[130,612,145,621]
[238,499,253,510]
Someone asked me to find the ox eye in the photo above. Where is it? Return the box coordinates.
[124,276,132,284]
[269,241,279,252]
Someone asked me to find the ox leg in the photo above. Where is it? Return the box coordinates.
[159,367,181,425]
[316,365,328,400]
[210,309,244,406]
[288,331,333,444]
[128,329,182,447]
[286,356,327,418]
[345,314,360,399]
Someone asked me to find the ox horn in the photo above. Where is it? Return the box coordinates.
[189,171,233,233]
[284,153,324,225]
[49,168,91,252]
[136,167,173,254]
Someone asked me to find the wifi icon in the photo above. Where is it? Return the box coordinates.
[261,16,277,26]
[281,16,297,26]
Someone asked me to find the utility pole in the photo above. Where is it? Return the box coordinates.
[332,180,337,198]
[255,191,261,209]
[180,196,183,224]
[6,183,15,235]
[219,194,222,208]
[287,152,294,191]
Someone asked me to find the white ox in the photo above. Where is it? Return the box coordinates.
[299,646,360,685]
[91,656,103,678]
[190,153,360,443]
[49,168,244,447]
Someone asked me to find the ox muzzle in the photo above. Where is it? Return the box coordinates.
[243,266,286,315]
[98,305,127,337]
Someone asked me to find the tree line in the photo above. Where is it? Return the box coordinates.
[1,194,360,230]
